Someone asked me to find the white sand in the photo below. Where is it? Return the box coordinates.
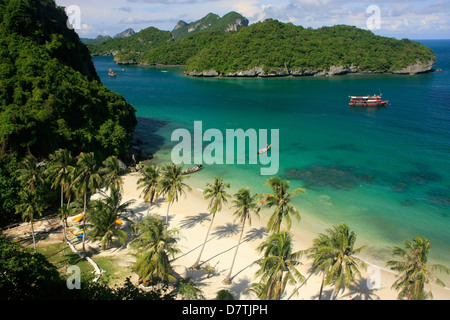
[99,172,450,300]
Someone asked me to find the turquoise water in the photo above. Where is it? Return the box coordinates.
[94,40,450,269]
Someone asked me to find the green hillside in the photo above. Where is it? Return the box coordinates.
[88,27,172,55]
[184,20,436,75]
[0,0,137,159]
[107,17,435,76]
[171,11,248,40]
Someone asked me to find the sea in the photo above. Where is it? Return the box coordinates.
[93,39,450,273]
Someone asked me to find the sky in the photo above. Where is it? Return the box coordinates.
[55,0,450,39]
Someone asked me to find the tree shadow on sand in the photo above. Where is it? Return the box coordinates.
[310,277,380,300]
[211,223,240,239]
[179,213,211,229]
[243,227,267,242]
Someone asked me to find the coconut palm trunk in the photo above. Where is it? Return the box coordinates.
[223,217,246,284]
[191,213,215,269]
[82,192,87,254]
[165,202,171,225]
[30,217,37,252]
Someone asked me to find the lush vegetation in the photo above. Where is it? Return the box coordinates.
[0,0,137,226]
[87,27,172,56]
[2,152,449,299]
[171,11,248,40]
[0,0,136,159]
[184,20,436,75]
[99,17,435,75]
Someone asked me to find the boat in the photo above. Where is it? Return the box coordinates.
[258,144,271,155]
[108,69,117,77]
[349,94,388,107]
[181,164,203,175]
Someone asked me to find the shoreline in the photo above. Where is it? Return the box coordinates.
[116,172,450,300]
[93,56,437,78]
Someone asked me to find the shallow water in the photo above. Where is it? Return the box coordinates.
[94,39,450,270]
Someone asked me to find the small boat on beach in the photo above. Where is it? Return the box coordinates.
[181,164,203,175]
[349,94,388,107]
[108,69,117,77]
[258,144,271,155]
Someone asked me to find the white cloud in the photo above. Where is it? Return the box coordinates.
[54,0,450,39]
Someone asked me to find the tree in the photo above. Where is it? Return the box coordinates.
[15,189,44,252]
[87,185,135,250]
[262,177,304,233]
[252,231,304,300]
[46,149,74,241]
[17,154,45,193]
[72,152,103,255]
[131,215,180,288]
[99,155,124,191]
[315,224,367,299]
[15,155,46,252]
[223,187,259,284]
[191,176,230,269]
[302,231,333,300]
[387,236,449,300]
[137,165,161,214]
[0,235,67,299]
[46,149,75,208]
[158,163,191,225]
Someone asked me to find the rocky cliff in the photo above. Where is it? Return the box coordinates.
[185,60,436,78]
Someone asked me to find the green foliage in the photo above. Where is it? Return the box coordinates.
[0,236,174,300]
[0,155,21,225]
[177,278,206,300]
[0,0,137,158]
[89,27,172,55]
[105,18,435,75]
[171,11,248,40]
[216,289,234,300]
[0,234,67,299]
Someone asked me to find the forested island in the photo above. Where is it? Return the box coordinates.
[87,13,436,77]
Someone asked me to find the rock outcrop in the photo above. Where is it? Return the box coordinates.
[185,60,435,78]
[392,59,435,75]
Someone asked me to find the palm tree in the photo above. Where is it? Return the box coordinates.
[100,155,124,191]
[252,231,304,300]
[87,185,135,250]
[317,224,367,299]
[15,189,44,252]
[191,177,230,269]
[303,231,335,300]
[137,165,161,214]
[387,236,449,300]
[16,155,45,252]
[223,187,259,284]
[46,149,74,209]
[131,215,180,288]
[72,152,103,255]
[17,154,45,192]
[158,163,191,225]
[262,177,305,233]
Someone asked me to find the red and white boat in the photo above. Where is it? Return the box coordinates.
[349,94,388,107]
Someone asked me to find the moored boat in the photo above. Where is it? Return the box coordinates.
[349,94,388,107]
[258,144,271,155]
[181,164,203,175]
[108,69,117,77]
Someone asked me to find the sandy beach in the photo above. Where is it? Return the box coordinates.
[79,172,450,300]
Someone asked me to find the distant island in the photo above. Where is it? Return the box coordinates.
[86,12,436,78]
